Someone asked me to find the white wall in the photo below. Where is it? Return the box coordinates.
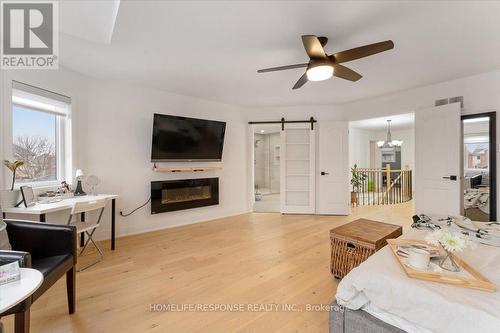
[0,67,89,190]
[4,66,500,238]
[245,105,344,123]
[245,70,500,214]
[1,69,250,240]
[342,70,500,120]
[247,70,500,122]
[342,70,500,213]
[348,127,372,168]
[0,67,89,223]
[84,79,249,239]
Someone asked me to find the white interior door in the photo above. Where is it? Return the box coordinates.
[415,103,461,215]
[317,121,350,215]
[280,125,316,214]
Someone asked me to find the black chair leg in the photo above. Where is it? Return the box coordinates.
[66,267,76,314]
[14,309,30,333]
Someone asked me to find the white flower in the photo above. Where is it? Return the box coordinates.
[440,232,467,252]
[425,229,444,246]
[425,230,469,253]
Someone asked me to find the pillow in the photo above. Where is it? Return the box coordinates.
[0,205,12,250]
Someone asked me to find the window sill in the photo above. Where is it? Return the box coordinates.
[14,181,70,192]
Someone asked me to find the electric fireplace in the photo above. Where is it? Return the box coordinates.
[151,178,219,214]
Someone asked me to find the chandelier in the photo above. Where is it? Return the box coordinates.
[377,120,403,148]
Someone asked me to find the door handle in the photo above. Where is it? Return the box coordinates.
[321,171,329,176]
[442,175,457,181]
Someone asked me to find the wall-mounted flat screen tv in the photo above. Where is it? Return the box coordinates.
[151,114,226,162]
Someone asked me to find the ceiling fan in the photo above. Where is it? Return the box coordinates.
[257,35,394,89]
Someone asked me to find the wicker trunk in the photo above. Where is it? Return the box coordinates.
[330,219,402,279]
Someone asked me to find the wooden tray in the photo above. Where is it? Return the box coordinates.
[387,238,496,292]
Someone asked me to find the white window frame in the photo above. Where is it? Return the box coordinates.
[10,82,72,189]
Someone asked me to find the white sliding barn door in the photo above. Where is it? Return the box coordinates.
[317,121,350,215]
[415,103,462,216]
[280,125,316,214]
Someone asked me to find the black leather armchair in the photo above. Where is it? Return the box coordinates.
[0,219,77,333]
[0,250,31,268]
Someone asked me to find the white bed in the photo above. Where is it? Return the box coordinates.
[464,188,489,213]
[336,229,500,333]
[464,188,490,221]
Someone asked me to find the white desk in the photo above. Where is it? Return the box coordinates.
[2,194,119,250]
[0,268,43,313]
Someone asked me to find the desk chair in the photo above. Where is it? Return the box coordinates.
[0,219,77,333]
[67,199,106,271]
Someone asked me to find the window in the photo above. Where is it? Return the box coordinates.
[465,142,489,170]
[11,82,71,186]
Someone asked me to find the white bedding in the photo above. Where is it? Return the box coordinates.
[464,188,489,214]
[336,230,500,333]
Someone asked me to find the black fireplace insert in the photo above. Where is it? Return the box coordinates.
[151,178,219,214]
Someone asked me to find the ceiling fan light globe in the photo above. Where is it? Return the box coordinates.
[306,65,333,81]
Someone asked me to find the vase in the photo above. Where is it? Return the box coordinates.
[439,251,460,272]
[0,189,20,209]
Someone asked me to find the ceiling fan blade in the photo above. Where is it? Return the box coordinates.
[257,63,308,73]
[333,40,394,63]
[333,64,362,81]
[301,35,327,59]
[292,73,308,89]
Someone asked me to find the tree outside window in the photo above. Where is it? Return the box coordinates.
[12,106,57,183]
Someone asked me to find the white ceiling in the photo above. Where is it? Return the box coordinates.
[350,113,414,131]
[59,1,500,107]
[60,0,120,44]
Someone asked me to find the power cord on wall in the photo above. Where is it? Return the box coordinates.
[120,197,151,217]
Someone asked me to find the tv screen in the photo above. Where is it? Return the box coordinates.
[151,114,226,161]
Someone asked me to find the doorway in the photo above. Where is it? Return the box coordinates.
[349,113,415,207]
[462,112,496,221]
[253,125,281,212]
[250,119,347,215]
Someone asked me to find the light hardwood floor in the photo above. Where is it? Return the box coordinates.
[3,202,414,333]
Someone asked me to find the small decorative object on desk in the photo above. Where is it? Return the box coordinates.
[86,175,100,195]
[425,229,473,272]
[60,181,71,193]
[74,169,87,196]
[2,160,24,191]
[0,160,24,208]
[0,261,21,285]
[20,186,36,207]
